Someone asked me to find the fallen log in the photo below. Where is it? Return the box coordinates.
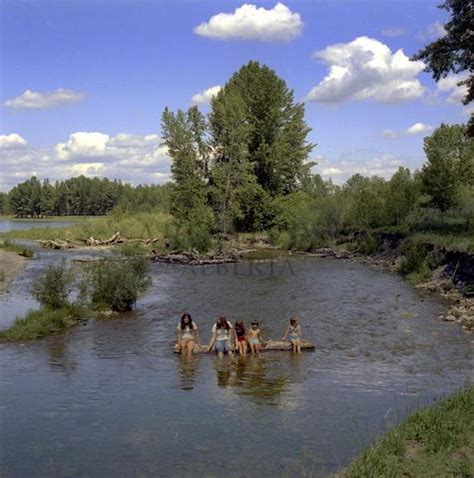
[40,239,75,250]
[151,251,239,265]
[174,339,315,354]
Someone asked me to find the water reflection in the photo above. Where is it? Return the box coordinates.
[177,354,201,390]
[47,339,77,375]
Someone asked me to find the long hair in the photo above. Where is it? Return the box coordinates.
[180,312,193,330]
[216,316,230,330]
[235,320,245,336]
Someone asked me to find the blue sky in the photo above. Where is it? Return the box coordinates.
[0,0,470,191]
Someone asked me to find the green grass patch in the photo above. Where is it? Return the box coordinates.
[410,233,474,253]
[339,386,474,477]
[0,239,34,257]
[0,211,172,243]
[0,305,89,342]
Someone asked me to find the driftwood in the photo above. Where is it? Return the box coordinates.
[151,250,240,265]
[174,339,315,354]
[40,239,75,250]
[86,232,124,247]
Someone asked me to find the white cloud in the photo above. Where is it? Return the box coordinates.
[1,132,172,191]
[381,27,407,37]
[191,85,222,105]
[315,151,414,184]
[306,36,425,104]
[419,21,446,41]
[3,88,86,109]
[0,133,28,149]
[382,123,433,139]
[194,3,303,42]
[406,122,433,136]
[437,73,468,104]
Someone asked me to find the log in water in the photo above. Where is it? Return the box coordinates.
[174,339,315,353]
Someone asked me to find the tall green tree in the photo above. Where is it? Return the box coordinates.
[161,107,209,220]
[386,167,418,225]
[420,123,474,211]
[212,61,315,197]
[412,0,474,136]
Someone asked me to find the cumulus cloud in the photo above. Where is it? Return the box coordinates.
[383,123,433,139]
[315,151,415,184]
[306,36,425,104]
[1,132,172,191]
[0,133,28,149]
[3,88,86,109]
[437,73,469,104]
[419,21,446,41]
[194,3,303,42]
[191,85,222,105]
[381,27,407,37]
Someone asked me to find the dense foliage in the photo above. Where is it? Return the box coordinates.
[81,257,151,311]
[161,61,314,241]
[3,176,171,217]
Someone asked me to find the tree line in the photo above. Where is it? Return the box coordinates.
[161,62,473,250]
[0,176,171,217]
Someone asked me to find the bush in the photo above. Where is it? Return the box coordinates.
[0,239,34,258]
[0,305,87,342]
[82,257,151,311]
[31,260,75,309]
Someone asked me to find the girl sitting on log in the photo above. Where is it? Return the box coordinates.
[234,320,247,355]
[247,321,264,355]
[208,316,234,358]
[177,313,199,355]
[283,317,302,353]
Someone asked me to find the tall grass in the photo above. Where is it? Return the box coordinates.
[339,386,474,477]
[0,239,34,257]
[1,211,172,242]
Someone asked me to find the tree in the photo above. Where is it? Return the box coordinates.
[420,123,473,210]
[161,107,209,221]
[412,0,474,136]
[386,167,418,225]
[212,61,315,197]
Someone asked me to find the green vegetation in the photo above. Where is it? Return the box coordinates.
[31,260,75,309]
[0,239,34,258]
[0,306,88,342]
[81,257,151,312]
[0,256,152,341]
[340,386,474,477]
[2,175,171,217]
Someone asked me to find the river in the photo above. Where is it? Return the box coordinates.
[0,245,472,477]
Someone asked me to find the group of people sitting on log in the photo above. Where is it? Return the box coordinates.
[176,313,303,357]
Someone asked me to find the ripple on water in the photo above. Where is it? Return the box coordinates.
[0,255,472,477]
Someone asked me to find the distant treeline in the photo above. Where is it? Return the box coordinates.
[0,176,171,217]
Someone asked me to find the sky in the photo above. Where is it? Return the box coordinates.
[0,0,471,191]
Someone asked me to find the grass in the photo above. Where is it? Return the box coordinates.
[339,386,474,478]
[0,305,89,342]
[0,211,172,243]
[410,232,474,254]
[0,239,34,257]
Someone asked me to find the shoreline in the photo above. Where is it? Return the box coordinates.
[0,249,27,294]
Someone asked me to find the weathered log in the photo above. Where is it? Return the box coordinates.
[40,239,74,250]
[151,251,239,265]
[174,339,315,354]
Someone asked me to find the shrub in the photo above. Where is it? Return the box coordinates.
[0,239,34,258]
[31,260,75,309]
[0,305,87,342]
[82,257,151,311]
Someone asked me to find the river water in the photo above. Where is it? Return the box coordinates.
[0,219,75,233]
[0,246,472,477]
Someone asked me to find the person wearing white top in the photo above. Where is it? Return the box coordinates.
[176,313,199,355]
[208,316,234,357]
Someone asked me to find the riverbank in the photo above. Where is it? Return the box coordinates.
[338,386,474,477]
[0,249,28,293]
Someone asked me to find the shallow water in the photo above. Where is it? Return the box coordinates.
[0,219,75,233]
[0,253,472,477]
